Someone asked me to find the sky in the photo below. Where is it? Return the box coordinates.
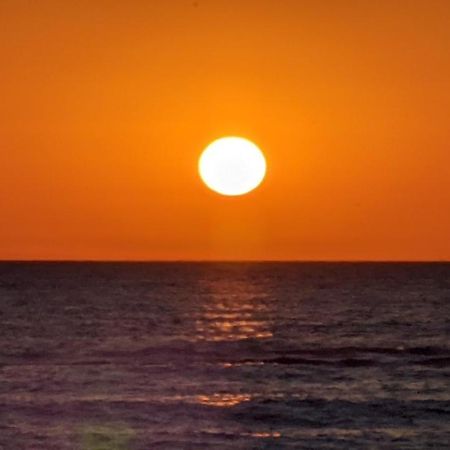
[1,0,449,261]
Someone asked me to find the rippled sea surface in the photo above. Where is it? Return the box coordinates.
[1,262,449,449]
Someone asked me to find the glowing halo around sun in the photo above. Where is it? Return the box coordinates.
[198,137,266,196]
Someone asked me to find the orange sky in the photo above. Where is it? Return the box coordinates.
[1,0,449,261]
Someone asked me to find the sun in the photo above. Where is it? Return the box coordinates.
[198,137,266,196]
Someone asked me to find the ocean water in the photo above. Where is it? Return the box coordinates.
[0,262,449,449]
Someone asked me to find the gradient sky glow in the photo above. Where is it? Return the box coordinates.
[1,0,449,260]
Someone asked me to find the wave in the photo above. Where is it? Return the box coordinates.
[226,345,450,368]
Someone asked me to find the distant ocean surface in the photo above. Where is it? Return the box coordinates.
[0,262,449,449]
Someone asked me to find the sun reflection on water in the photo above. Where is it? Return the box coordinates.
[195,276,272,342]
[247,431,282,438]
[195,393,251,407]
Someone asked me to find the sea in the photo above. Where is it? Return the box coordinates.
[0,262,449,449]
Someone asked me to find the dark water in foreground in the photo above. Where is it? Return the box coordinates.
[0,262,449,449]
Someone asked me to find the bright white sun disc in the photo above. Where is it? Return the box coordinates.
[198,137,266,196]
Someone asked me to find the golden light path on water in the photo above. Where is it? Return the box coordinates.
[194,276,273,342]
[189,271,281,444]
[196,393,252,407]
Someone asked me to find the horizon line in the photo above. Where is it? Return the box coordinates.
[0,259,448,264]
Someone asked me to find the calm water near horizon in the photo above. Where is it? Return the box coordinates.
[0,262,449,449]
